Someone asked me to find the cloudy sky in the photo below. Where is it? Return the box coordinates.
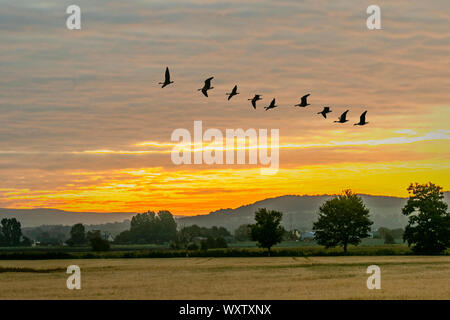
[0,0,449,215]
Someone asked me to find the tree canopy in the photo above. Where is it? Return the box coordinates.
[0,218,28,247]
[115,211,178,244]
[313,190,373,252]
[66,223,87,246]
[402,182,450,254]
[249,208,285,255]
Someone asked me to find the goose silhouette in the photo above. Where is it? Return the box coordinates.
[334,110,349,123]
[198,77,214,97]
[354,111,369,126]
[318,106,332,118]
[264,98,278,111]
[158,67,173,88]
[226,85,239,100]
[295,94,310,107]
[248,95,262,109]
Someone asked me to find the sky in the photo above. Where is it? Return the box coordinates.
[0,0,449,215]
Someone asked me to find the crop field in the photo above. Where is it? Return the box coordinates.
[1,256,449,300]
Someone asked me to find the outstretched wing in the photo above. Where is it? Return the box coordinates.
[360,110,367,123]
[202,88,208,97]
[301,94,310,105]
[270,98,275,106]
[251,99,256,109]
[205,77,214,87]
[165,67,171,83]
[341,110,349,120]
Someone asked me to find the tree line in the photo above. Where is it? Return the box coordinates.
[249,182,449,255]
[2,182,449,255]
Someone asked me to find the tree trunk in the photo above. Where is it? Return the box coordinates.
[267,247,271,257]
[343,243,347,253]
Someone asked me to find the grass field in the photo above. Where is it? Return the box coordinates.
[0,238,405,252]
[1,256,449,299]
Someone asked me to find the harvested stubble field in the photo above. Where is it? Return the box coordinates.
[0,256,449,299]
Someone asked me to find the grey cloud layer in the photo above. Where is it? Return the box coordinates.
[0,0,449,172]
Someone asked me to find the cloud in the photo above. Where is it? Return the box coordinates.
[395,129,417,135]
[0,0,449,211]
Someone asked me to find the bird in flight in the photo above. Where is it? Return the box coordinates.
[317,106,332,118]
[226,85,239,100]
[158,67,174,88]
[264,98,278,111]
[354,111,369,126]
[334,110,349,123]
[198,77,214,97]
[295,94,310,107]
[248,95,262,109]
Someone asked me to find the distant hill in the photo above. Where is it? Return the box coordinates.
[0,208,137,228]
[22,220,132,241]
[178,192,450,232]
[1,192,448,232]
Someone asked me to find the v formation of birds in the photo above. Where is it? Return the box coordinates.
[159,67,369,126]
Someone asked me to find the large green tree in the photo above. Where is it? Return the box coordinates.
[313,190,373,253]
[402,182,450,254]
[171,225,231,250]
[155,211,178,243]
[249,208,285,255]
[126,211,178,244]
[67,223,86,246]
[0,218,23,246]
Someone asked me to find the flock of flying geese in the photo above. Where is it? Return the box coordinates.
[159,67,369,126]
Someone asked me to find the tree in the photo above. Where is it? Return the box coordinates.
[90,236,110,251]
[209,226,231,238]
[374,227,404,240]
[67,223,86,246]
[155,211,178,243]
[249,208,285,256]
[86,230,102,242]
[21,236,32,247]
[114,230,131,244]
[384,231,396,244]
[128,211,178,244]
[402,182,450,254]
[130,211,156,243]
[283,229,300,241]
[234,224,251,241]
[0,218,23,246]
[313,190,373,253]
[200,236,228,250]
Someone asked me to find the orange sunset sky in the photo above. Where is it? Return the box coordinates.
[0,0,449,215]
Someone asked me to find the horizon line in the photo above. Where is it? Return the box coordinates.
[2,191,448,216]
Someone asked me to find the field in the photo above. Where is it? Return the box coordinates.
[1,256,449,299]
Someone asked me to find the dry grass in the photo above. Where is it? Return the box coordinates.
[1,256,449,299]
